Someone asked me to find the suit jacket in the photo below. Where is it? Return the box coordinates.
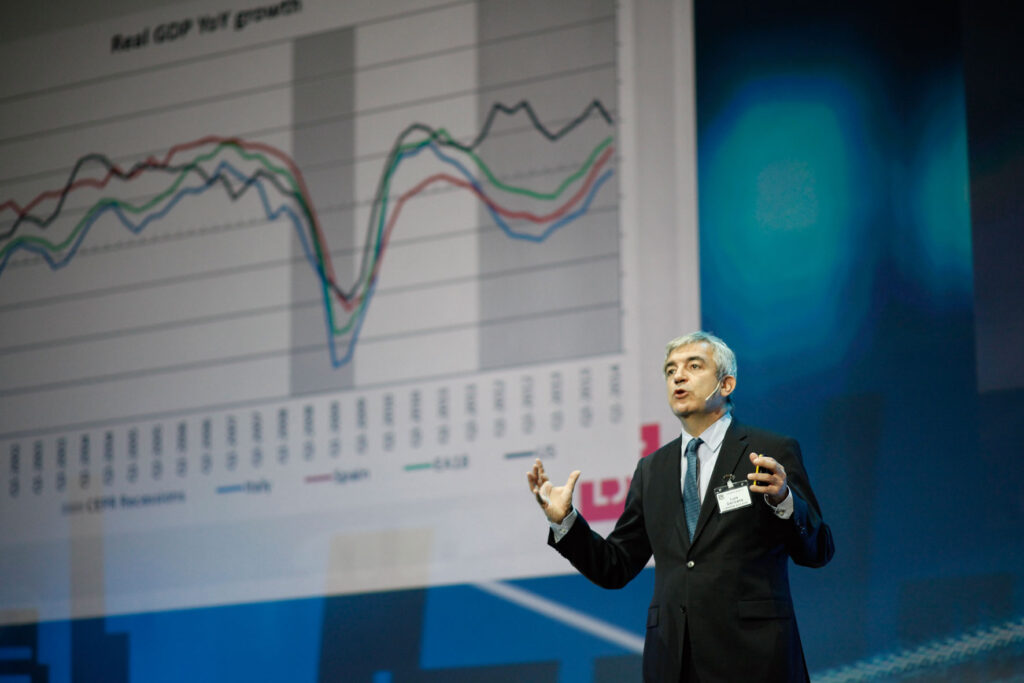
[549,419,834,682]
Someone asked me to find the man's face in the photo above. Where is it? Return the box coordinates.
[664,342,724,418]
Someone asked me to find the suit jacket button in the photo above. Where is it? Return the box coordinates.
[686,561,695,568]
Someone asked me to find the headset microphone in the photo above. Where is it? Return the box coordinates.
[704,380,722,401]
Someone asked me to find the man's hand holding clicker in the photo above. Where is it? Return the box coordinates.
[747,452,789,506]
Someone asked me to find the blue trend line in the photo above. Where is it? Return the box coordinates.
[0,160,300,274]
[344,141,613,367]
[374,142,615,250]
[1,142,615,369]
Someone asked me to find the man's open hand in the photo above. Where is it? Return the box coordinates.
[527,458,580,524]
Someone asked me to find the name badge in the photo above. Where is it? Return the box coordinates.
[714,478,752,513]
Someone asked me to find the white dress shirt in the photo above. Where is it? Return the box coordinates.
[681,412,733,504]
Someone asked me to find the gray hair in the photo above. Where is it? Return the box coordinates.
[664,331,737,406]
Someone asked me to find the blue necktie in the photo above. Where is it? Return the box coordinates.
[683,437,702,541]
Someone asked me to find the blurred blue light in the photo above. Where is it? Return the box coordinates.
[699,75,876,369]
[908,73,973,300]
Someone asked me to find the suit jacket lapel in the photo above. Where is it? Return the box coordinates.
[659,437,692,551]
[646,436,691,551]
[692,419,749,544]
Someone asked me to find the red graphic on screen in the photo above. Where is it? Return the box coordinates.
[577,423,661,520]
[640,423,660,457]
[578,476,631,520]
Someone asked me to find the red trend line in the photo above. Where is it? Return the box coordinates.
[359,145,615,299]
[389,146,613,231]
[4,137,614,315]
[2,136,310,218]
[1,135,345,305]
[2,136,274,217]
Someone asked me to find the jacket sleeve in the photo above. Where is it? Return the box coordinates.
[778,437,834,568]
[548,458,652,589]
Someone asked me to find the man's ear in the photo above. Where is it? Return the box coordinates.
[719,375,736,397]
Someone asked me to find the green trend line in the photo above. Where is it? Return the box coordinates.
[320,134,614,336]
[4,131,613,344]
[0,141,308,259]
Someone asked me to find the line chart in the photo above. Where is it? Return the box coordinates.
[0,1,622,433]
[0,100,616,370]
[0,0,687,624]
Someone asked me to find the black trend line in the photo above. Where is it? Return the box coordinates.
[346,98,614,301]
[3,98,616,308]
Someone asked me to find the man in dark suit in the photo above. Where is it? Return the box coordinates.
[528,331,834,682]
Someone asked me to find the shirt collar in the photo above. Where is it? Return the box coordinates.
[681,412,732,454]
